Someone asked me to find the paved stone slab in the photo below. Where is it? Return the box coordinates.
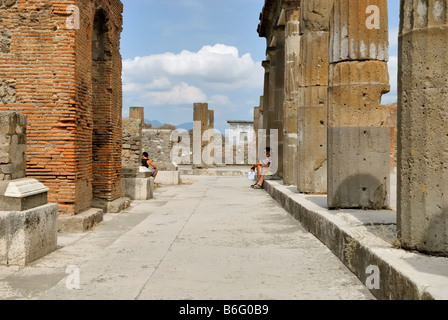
[0,176,373,300]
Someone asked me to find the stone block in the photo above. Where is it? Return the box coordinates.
[122,176,154,201]
[156,171,180,185]
[0,178,49,211]
[0,203,58,266]
[282,133,297,186]
[299,31,329,86]
[397,88,448,254]
[58,208,104,233]
[399,27,448,91]
[327,126,390,209]
[301,0,334,32]
[297,104,327,194]
[328,60,390,128]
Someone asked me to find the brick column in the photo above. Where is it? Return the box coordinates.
[398,0,448,255]
[297,0,332,193]
[327,0,391,209]
[283,4,300,186]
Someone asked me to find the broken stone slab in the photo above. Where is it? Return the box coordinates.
[90,197,131,214]
[58,208,103,234]
[156,171,180,185]
[0,178,49,211]
[0,203,58,266]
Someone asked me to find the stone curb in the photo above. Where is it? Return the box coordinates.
[264,180,448,300]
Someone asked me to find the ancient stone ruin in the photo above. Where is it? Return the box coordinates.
[0,112,58,266]
[0,0,125,220]
[255,0,448,256]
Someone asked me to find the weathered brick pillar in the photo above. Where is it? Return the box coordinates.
[297,0,332,193]
[283,4,301,186]
[0,0,124,215]
[193,103,209,168]
[398,0,448,255]
[328,0,391,209]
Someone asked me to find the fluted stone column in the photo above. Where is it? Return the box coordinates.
[327,0,391,209]
[267,47,277,159]
[398,0,448,255]
[283,4,301,186]
[262,61,270,135]
[297,0,332,193]
[274,26,285,179]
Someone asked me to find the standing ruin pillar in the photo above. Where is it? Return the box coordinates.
[274,26,285,179]
[262,61,271,136]
[267,47,277,162]
[398,0,448,255]
[327,0,391,209]
[129,106,144,126]
[283,3,301,186]
[297,0,332,193]
[193,103,209,168]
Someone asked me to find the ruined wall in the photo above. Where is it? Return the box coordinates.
[142,129,176,171]
[0,0,124,215]
[0,111,26,181]
[122,118,142,168]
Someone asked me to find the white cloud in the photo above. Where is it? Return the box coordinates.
[209,94,230,105]
[122,44,264,95]
[142,82,207,106]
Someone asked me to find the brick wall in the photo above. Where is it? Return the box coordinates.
[0,0,124,215]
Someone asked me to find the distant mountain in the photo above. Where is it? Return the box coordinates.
[144,119,163,127]
[176,122,193,131]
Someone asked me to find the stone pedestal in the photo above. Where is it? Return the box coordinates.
[122,167,154,200]
[0,178,57,266]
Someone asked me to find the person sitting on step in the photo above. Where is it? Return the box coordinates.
[250,147,273,189]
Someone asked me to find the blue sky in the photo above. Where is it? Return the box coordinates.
[121,0,400,133]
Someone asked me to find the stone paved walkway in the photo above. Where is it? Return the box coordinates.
[0,176,374,300]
